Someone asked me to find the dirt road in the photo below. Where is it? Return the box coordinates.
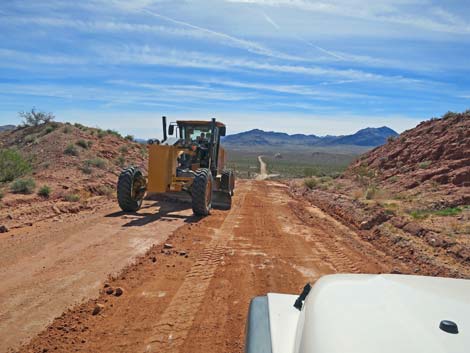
[0,198,195,353]
[255,155,268,180]
[15,180,407,353]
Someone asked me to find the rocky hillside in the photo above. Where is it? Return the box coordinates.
[292,111,470,277]
[347,111,469,191]
[223,126,398,148]
[0,122,147,232]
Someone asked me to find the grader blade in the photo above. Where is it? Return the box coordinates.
[212,191,232,210]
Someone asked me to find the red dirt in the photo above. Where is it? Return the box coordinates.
[0,123,146,232]
[8,180,436,353]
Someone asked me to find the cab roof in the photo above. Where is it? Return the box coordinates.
[176,120,226,128]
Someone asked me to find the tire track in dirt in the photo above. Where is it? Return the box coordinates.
[144,191,247,352]
[16,180,406,353]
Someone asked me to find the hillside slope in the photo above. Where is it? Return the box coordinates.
[292,111,470,276]
[0,122,147,232]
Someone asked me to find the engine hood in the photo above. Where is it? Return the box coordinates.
[294,274,470,353]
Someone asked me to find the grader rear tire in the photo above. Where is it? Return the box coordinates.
[192,168,213,216]
[221,169,235,196]
[117,167,146,212]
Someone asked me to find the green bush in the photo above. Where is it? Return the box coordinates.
[63,126,72,134]
[74,123,86,130]
[64,193,80,202]
[76,139,89,149]
[44,125,55,134]
[81,165,93,174]
[0,149,32,182]
[304,178,318,189]
[434,207,462,217]
[97,130,106,139]
[125,134,134,141]
[64,144,79,156]
[365,186,377,200]
[84,158,107,169]
[117,156,126,167]
[419,161,431,169]
[87,141,93,148]
[38,185,51,198]
[106,129,122,138]
[10,178,36,194]
[119,145,128,153]
[96,185,114,196]
[24,134,36,143]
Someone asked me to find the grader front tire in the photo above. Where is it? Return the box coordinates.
[117,167,146,212]
[192,168,213,216]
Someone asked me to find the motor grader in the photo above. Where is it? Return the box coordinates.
[116,117,235,216]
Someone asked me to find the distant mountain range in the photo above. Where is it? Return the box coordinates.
[222,126,398,147]
[0,125,15,132]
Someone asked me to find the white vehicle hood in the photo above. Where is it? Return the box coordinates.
[267,274,470,353]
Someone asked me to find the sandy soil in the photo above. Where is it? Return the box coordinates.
[13,180,409,353]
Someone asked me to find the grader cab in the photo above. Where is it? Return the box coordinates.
[117,117,235,216]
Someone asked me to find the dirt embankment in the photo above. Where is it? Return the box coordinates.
[295,112,470,279]
[13,180,410,353]
[0,123,147,233]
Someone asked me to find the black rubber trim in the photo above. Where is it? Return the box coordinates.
[245,296,273,353]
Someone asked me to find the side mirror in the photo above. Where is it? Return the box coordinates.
[219,126,226,136]
[168,125,174,135]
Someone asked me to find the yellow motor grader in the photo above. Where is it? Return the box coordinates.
[117,117,235,216]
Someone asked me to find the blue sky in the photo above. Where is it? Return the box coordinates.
[0,0,469,138]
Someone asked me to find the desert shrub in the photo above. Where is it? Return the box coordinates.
[85,158,107,169]
[119,145,128,154]
[434,207,462,217]
[19,108,55,127]
[419,161,431,169]
[304,178,318,189]
[388,176,398,182]
[38,185,51,198]
[64,144,79,156]
[63,126,72,134]
[387,136,396,143]
[97,130,106,138]
[87,141,93,148]
[125,134,134,141]
[76,139,89,149]
[365,185,378,200]
[44,125,56,134]
[64,193,80,202]
[24,134,36,143]
[106,129,122,138]
[117,156,126,167]
[442,111,458,120]
[74,123,86,130]
[0,149,32,182]
[140,146,148,158]
[10,178,36,194]
[96,185,114,196]
[0,190,4,200]
[81,165,93,174]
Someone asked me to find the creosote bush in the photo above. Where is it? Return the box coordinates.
[0,149,32,182]
[10,178,36,194]
[64,144,79,156]
[84,158,107,169]
[38,185,51,198]
[76,139,89,149]
[64,193,80,202]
